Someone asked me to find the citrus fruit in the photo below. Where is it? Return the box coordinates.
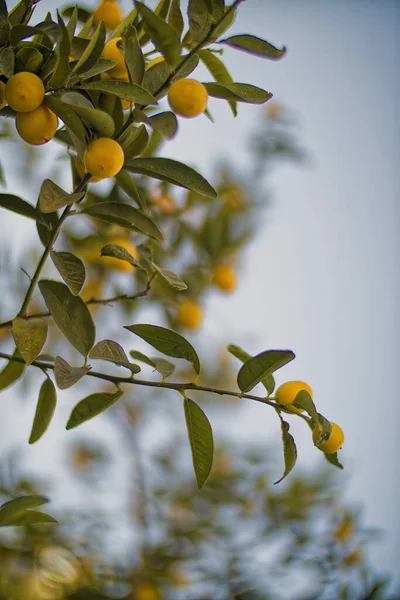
[145,56,165,70]
[0,81,6,110]
[168,78,208,118]
[212,264,236,292]
[83,138,124,179]
[15,105,57,145]
[5,71,45,112]
[75,155,103,183]
[176,299,202,330]
[93,0,122,30]
[101,37,127,79]
[312,421,344,454]
[275,380,312,414]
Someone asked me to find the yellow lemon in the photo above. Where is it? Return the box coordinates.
[168,78,208,118]
[151,192,177,215]
[266,102,282,120]
[121,97,134,111]
[75,155,103,183]
[101,237,138,272]
[212,264,236,292]
[312,421,344,454]
[83,138,124,179]
[275,380,313,414]
[0,80,6,109]
[134,584,160,600]
[6,71,45,112]
[16,105,58,145]
[101,37,128,79]
[93,0,122,30]
[176,299,202,330]
[145,56,165,70]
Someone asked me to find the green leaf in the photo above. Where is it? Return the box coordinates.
[69,58,116,81]
[0,349,26,392]
[116,171,148,211]
[66,390,124,430]
[198,48,236,116]
[142,58,170,96]
[108,6,138,41]
[82,202,163,241]
[168,0,184,39]
[3,510,57,526]
[187,0,213,44]
[0,495,49,526]
[81,79,157,106]
[184,397,214,488]
[204,82,272,104]
[129,350,175,378]
[0,194,45,223]
[15,46,43,73]
[313,413,332,446]
[0,47,15,79]
[11,318,47,365]
[123,25,145,85]
[135,1,181,66]
[29,377,57,444]
[100,244,142,270]
[237,350,295,393]
[48,15,71,87]
[61,95,115,137]
[71,19,106,76]
[292,390,318,421]
[89,339,140,374]
[274,420,297,484]
[124,157,216,198]
[50,251,86,296]
[39,179,85,214]
[54,356,91,389]
[219,34,287,60]
[119,125,149,159]
[134,109,178,140]
[8,0,38,27]
[227,343,275,395]
[43,95,87,156]
[152,262,187,291]
[125,324,200,374]
[324,451,344,470]
[39,279,95,357]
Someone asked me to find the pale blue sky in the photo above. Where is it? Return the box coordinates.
[1,0,399,592]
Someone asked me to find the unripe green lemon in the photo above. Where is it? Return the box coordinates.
[275,380,312,414]
[168,78,208,118]
[0,81,6,110]
[83,138,124,179]
[16,105,58,145]
[101,37,128,79]
[312,421,344,453]
[212,264,236,292]
[6,72,45,112]
[176,299,202,330]
[93,0,122,30]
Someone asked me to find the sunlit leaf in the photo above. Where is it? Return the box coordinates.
[184,397,214,488]
[0,495,49,526]
[29,377,57,444]
[0,349,26,392]
[11,318,47,365]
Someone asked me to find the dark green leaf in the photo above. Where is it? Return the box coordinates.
[61,95,115,137]
[48,15,71,87]
[125,323,200,374]
[39,279,95,357]
[237,350,295,393]
[204,82,272,104]
[116,171,148,211]
[124,157,216,198]
[15,46,43,73]
[43,95,87,156]
[184,397,213,488]
[89,339,140,374]
[168,0,184,39]
[54,356,91,389]
[3,510,57,526]
[187,0,213,44]
[292,390,318,421]
[11,318,47,365]
[100,244,142,270]
[69,58,116,81]
[134,109,178,140]
[81,79,157,105]
[82,202,163,241]
[135,1,181,66]
[129,350,175,378]
[39,179,85,214]
[119,124,149,159]
[66,390,124,430]
[108,6,138,41]
[0,495,49,526]
[29,377,57,444]
[220,34,286,60]
[50,251,86,296]
[153,262,187,291]
[0,47,15,79]
[324,451,344,470]
[123,25,145,85]
[71,19,106,76]
[274,420,297,484]
[9,0,38,27]
[0,194,45,223]
[0,349,26,392]
[198,48,236,116]
[227,343,275,395]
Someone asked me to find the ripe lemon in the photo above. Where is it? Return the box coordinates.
[93,0,122,30]
[121,97,134,110]
[6,71,45,112]
[16,105,58,145]
[168,78,208,118]
[134,584,160,600]
[145,56,165,70]
[312,421,344,454]
[75,155,103,183]
[0,81,6,110]
[176,299,202,330]
[101,237,138,272]
[151,192,177,215]
[101,37,127,79]
[212,264,236,292]
[83,138,124,179]
[275,380,312,414]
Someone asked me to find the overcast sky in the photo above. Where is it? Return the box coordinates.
[1,0,399,592]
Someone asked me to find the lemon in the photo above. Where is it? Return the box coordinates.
[93,0,122,30]
[168,78,208,118]
[83,138,124,179]
[312,421,344,454]
[176,299,202,330]
[6,71,45,112]
[275,381,313,414]
[212,264,236,292]
[145,56,165,70]
[75,155,103,183]
[16,105,57,145]
[101,37,127,79]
